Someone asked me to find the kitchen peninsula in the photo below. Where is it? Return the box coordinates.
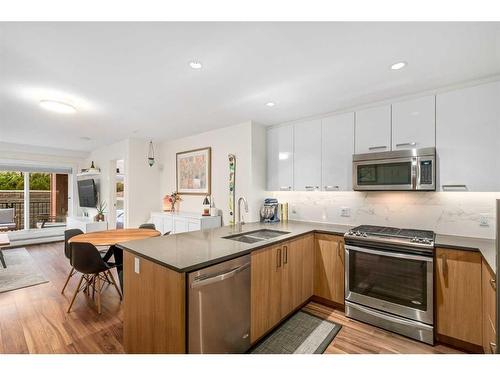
[117,221,496,354]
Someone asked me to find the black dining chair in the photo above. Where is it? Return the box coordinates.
[67,242,122,314]
[61,229,83,294]
[139,223,155,230]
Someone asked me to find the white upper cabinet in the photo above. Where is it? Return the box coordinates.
[436,81,500,192]
[355,105,391,154]
[321,112,355,191]
[392,95,436,150]
[293,119,322,191]
[267,124,294,191]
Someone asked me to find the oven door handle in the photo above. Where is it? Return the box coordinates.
[345,245,433,262]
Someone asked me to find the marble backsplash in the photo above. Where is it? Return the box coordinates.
[270,191,500,238]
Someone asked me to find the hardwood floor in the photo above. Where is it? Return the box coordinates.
[0,241,463,354]
[0,242,123,354]
[303,303,463,354]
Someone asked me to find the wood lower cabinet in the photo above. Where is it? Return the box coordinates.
[250,235,314,343]
[250,244,283,342]
[123,251,185,353]
[482,259,497,354]
[435,247,482,348]
[314,233,345,305]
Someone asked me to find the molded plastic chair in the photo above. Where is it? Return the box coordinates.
[138,223,155,230]
[61,229,83,294]
[67,242,122,314]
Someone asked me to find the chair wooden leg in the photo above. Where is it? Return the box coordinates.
[61,267,75,294]
[107,270,123,300]
[92,275,96,300]
[67,274,85,313]
[96,275,101,314]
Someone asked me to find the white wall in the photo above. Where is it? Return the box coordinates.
[159,121,266,225]
[86,138,161,228]
[271,191,500,238]
[127,138,161,227]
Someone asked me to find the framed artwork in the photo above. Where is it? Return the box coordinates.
[176,147,211,195]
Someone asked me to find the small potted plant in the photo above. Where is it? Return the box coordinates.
[95,201,107,222]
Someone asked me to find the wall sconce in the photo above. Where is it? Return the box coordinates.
[148,141,155,167]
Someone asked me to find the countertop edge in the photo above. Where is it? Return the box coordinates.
[118,225,495,275]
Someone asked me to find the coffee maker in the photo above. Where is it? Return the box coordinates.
[260,198,280,223]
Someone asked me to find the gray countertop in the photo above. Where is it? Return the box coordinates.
[118,220,496,275]
[117,221,351,273]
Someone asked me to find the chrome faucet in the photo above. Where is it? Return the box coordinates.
[237,196,248,231]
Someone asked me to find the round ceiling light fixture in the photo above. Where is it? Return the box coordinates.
[266,102,276,107]
[390,61,407,70]
[39,99,77,114]
[189,61,203,69]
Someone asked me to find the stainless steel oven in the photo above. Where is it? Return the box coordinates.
[344,226,435,345]
[353,147,435,191]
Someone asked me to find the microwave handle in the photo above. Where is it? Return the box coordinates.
[411,157,417,190]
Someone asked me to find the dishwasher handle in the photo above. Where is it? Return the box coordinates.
[190,262,250,289]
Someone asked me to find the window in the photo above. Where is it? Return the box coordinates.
[0,167,70,232]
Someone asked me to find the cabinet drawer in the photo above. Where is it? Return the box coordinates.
[188,220,201,232]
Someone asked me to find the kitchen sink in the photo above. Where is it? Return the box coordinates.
[223,229,290,243]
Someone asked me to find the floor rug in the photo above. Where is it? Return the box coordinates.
[250,310,342,354]
[0,247,49,293]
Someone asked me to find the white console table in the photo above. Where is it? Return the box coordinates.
[150,212,221,235]
[66,216,108,233]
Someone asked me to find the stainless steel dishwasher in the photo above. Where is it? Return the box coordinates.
[188,254,251,353]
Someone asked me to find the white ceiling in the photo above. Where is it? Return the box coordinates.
[1,22,499,152]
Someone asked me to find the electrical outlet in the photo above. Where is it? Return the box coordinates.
[479,214,489,227]
[341,207,351,217]
[134,257,140,273]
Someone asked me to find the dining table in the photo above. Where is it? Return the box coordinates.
[0,233,10,268]
[68,228,160,289]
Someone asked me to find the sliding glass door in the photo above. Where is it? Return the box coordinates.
[0,167,70,232]
[0,170,24,231]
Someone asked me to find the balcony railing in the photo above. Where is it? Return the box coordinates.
[0,190,65,230]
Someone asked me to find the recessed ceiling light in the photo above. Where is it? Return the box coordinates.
[80,136,92,141]
[39,99,77,114]
[189,61,202,69]
[390,61,407,70]
[266,102,276,107]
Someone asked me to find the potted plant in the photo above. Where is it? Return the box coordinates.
[95,201,106,222]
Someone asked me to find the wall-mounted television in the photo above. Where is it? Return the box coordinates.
[77,179,98,208]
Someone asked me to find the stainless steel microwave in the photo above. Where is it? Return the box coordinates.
[353,147,436,191]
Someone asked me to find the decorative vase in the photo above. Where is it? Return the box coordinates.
[95,213,105,222]
[163,196,172,212]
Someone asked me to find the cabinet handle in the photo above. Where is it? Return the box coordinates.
[279,186,292,191]
[442,184,468,191]
[490,342,497,353]
[490,279,496,291]
[368,146,387,151]
[324,185,340,191]
[337,242,344,265]
[442,253,448,277]
[283,245,288,265]
[305,186,319,191]
[276,248,282,269]
[396,142,417,147]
